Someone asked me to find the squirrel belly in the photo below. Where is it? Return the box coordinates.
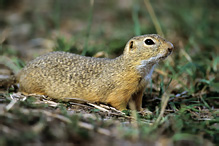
[17,34,174,111]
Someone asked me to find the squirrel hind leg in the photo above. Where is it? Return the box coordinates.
[106,94,131,111]
[19,81,46,96]
[114,103,127,111]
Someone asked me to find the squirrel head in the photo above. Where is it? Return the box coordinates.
[123,34,174,63]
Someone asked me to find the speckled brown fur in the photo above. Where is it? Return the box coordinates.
[17,34,174,111]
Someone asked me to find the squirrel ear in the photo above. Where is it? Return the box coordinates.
[129,41,134,49]
[129,40,136,52]
[124,40,136,54]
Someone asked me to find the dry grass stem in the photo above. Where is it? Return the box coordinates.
[64,97,89,104]
[87,103,110,112]
[155,69,168,76]
[100,104,125,115]
[180,48,192,62]
[155,92,171,124]
[144,0,164,36]
[5,99,18,111]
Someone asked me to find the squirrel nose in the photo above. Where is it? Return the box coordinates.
[167,42,174,52]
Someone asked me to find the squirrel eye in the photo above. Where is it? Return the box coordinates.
[144,39,155,45]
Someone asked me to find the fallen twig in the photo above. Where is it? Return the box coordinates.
[87,103,110,112]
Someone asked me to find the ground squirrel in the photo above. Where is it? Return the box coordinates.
[17,34,173,111]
